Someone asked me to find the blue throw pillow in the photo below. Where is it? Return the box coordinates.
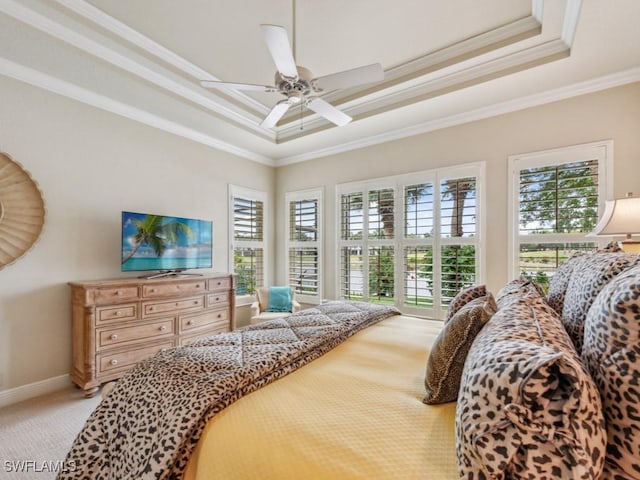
[266,286,292,312]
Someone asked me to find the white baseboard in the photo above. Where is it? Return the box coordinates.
[0,375,71,409]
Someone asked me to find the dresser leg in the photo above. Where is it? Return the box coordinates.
[83,386,99,398]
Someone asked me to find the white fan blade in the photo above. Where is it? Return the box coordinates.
[261,101,292,128]
[200,80,275,92]
[307,98,352,126]
[314,63,384,92]
[261,24,298,78]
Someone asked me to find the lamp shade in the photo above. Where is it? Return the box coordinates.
[589,196,640,237]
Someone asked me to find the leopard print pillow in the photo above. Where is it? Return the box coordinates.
[562,252,640,353]
[495,276,543,308]
[423,294,496,404]
[545,252,585,315]
[582,264,640,480]
[597,241,622,252]
[444,284,487,323]
[456,289,606,480]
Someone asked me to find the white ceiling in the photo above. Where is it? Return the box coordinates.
[1,0,639,166]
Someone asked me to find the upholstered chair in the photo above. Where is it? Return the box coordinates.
[250,286,301,324]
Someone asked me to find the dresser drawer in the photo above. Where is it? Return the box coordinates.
[207,292,230,307]
[97,341,173,374]
[96,304,138,324]
[96,319,174,351]
[180,309,229,333]
[143,296,204,317]
[208,277,231,291]
[179,326,228,346]
[142,280,206,298]
[94,286,139,305]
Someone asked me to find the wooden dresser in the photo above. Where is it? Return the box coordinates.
[69,273,235,397]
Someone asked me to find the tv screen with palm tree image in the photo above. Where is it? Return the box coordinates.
[121,211,212,277]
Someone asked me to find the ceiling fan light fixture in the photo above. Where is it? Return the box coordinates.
[200,8,384,130]
[288,91,302,103]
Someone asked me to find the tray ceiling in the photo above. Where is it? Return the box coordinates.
[0,0,639,166]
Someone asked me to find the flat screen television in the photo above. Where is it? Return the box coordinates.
[121,211,212,278]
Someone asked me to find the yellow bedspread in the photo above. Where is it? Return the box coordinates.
[184,314,457,480]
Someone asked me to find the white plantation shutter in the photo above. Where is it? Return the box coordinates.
[230,186,266,296]
[438,176,478,307]
[338,165,483,318]
[508,142,612,290]
[286,190,323,303]
[339,187,395,305]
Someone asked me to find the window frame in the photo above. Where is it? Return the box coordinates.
[507,140,613,279]
[284,188,323,305]
[335,163,485,318]
[228,185,268,302]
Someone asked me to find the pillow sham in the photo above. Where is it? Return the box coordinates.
[545,252,585,315]
[582,263,640,480]
[495,276,543,308]
[423,293,496,405]
[562,252,640,353]
[456,288,606,480]
[444,284,487,323]
[597,241,622,252]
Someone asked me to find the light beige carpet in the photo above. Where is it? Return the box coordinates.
[0,386,101,479]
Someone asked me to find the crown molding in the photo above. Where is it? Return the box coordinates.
[275,67,640,167]
[279,14,542,128]
[0,0,274,140]
[54,0,270,116]
[1,0,634,168]
[0,57,275,166]
[275,0,581,140]
[1,0,579,146]
[9,0,560,144]
[562,0,583,47]
[276,38,569,141]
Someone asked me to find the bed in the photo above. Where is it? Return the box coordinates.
[61,301,457,480]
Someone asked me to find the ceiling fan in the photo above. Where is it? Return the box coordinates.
[200,24,384,129]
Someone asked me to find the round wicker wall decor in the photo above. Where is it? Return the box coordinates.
[0,153,46,270]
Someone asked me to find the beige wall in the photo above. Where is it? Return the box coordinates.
[1,73,639,400]
[0,76,275,394]
[275,82,640,297]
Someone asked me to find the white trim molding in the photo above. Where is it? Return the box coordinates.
[0,375,71,408]
[507,139,614,278]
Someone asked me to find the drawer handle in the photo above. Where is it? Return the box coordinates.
[150,288,156,293]
[217,281,222,286]
[215,297,220,302]
[194,300,199,305]
[115,311,122,316]
[149,307,154,311]
[187,320,193,326]
[160,325,167,332]
[116,290,123,296]
[196,284,201,288]
[110,334,118,341]
[217,313,222,319]
[110,359,118,366]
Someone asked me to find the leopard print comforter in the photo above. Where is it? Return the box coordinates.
[59,301,400,480]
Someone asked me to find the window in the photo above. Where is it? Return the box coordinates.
[337,164,483,317]
[285,189,323,303]
[229,186,266,296]
[508,141,612,290]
